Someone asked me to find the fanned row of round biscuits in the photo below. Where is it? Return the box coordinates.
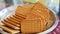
[0,2,55,34]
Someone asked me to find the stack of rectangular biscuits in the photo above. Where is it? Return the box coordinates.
[0,14,26,34]
[0,2,55,34]
[21,2,50,33]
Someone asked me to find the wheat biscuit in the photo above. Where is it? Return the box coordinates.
[16,4,33,16]
[4,18,20,27]
[7,18,20,24]
[21,19,41,33]
[0,25,20,34]
[21,18,46,33]
[30,2,49,25]
[1,20,20,30]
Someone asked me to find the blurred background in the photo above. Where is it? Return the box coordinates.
[0,0,59,34]
[0,0,59,13]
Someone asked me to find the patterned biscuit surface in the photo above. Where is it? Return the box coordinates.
[1,2,55,34]
[21,18,41,33]
[16,4,33,16]
[21,18,46,33]
[29,2,50,25]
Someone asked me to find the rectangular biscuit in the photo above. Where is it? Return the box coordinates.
[1,20,20,30]
[21,18,41,33]
[0,25,20,34]
[30,2,49,26]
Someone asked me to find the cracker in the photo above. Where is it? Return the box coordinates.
[16,4,33,16]
[30,2,49,25]
[0,25,20,34]
[7,18,20,24]
[1,20,20,30]
[21,18,46,33]
[21,19,41,33]
[5,18,20,27]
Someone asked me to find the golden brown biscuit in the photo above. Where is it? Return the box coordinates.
[0,25,20,34]
[7,18,20,24]
[1,20,20,30]
[10,16,21,22]
[5,18,20,27]
[21,18,46,33]
[13,15,25,20]
[16,4,33,16]
[15,14,26,19]
[29,2,49,25]
[0,2,54,34]
[21,19,41,33]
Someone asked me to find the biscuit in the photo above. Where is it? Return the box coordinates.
[16,4,33,16]
[30,2,49,25]
[4,18,20,27]
[1,20,20,30]
[0,25,20,34]
[0,2,54,34]
[21,18,46,33]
